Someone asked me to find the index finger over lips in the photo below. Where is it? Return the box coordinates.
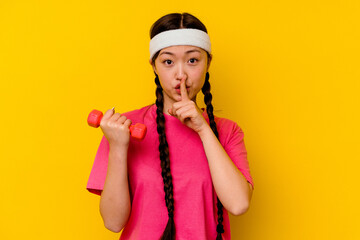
[180,78,190,101]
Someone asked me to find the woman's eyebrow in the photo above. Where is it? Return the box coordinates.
[159,49,201,56]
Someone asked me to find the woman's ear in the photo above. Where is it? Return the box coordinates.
[149,59,158,74]
[207,54,213,71]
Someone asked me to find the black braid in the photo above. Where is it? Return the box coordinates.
[155,74,176,240]
[202,72,225,240]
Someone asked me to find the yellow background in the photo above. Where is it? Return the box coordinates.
[0,0,359,239]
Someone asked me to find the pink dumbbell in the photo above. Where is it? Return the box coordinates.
[87,109,147,141]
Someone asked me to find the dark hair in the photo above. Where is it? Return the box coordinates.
[151,12,224,240]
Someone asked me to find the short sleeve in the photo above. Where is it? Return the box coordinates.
[221,122,255,190]
[86,135,109,195]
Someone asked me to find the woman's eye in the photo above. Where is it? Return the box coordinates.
[189,58,198,64]
[163,60,173,65]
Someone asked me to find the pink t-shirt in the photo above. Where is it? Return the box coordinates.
[86,104,254,240]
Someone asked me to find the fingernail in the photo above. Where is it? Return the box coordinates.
[112,107,115,112]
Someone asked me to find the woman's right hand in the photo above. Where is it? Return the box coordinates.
[99,108,132,148]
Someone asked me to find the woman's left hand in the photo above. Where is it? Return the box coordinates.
[168,78,208,133]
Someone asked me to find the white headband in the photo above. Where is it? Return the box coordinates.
[149,28,211,60]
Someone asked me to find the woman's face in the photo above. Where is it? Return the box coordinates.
[150,45,211,106]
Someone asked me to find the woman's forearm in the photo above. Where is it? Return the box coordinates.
[99,145,131,232]
[198,125,252,216]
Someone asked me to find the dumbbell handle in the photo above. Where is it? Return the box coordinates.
[87,109,147,141]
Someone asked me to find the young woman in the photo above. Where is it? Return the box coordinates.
[86,12,254,240]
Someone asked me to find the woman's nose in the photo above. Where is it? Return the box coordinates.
[175,63,187,80]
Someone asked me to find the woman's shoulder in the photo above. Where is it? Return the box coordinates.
[211,114,245,145]
[212,114,242,131]
[121,104,155,123]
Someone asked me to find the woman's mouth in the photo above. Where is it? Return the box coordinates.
[175,84,190,94]
[175,87,190,94]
